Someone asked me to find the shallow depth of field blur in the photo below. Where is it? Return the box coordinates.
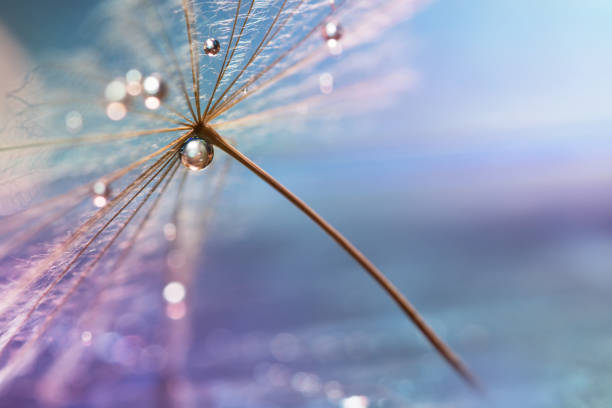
[2,0,612,407]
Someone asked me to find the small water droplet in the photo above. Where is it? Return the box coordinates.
[92,181,111,207]
[322,21,342,41]
[180,137,214,171]
[203,38,221,56]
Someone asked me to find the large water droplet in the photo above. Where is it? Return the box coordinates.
[180,137,214,171]
[203,38,221,56]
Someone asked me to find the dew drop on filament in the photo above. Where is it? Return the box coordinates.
[180,138,214,171]
[92,181,111,207]
[203,38,221,56]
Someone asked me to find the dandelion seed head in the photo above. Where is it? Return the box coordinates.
[0,0,427,403]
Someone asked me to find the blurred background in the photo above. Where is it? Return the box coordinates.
[2,0,612,407]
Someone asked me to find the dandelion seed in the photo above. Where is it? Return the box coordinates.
[0,0,481,403]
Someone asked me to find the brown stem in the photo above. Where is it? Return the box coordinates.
[202,126,482,392]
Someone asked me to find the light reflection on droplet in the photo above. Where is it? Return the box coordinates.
[166,301,186,320]
[106,101,127,121]
[65,110,83,132]
[163,281,186,304]
[319,72,334,94]
[341,395,369,408]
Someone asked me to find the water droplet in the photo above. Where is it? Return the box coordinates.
[322,21,342,41]
[180,137,214,171]
[203,38,221,56]
[92,181,111,207]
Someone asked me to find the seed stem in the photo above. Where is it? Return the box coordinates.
[204,126,482,392]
